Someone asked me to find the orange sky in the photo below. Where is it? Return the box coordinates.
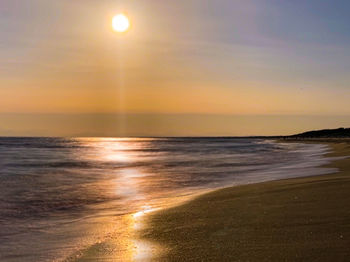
[1,0,350,136]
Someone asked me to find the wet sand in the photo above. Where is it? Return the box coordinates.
[140,141,350,261]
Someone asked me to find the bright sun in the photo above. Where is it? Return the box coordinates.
[112,14,130,33]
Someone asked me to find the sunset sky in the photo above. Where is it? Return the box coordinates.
[1,0,350,136]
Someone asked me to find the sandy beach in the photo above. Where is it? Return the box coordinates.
[140,141,350,261]
[4,1,350,261]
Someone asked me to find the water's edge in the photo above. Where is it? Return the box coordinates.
[71,140,342,262]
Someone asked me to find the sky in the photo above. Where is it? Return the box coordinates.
[1,0,350,136]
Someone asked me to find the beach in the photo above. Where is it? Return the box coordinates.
[0,138,343,261]
[4,1,350,261]
[139,141,350,261]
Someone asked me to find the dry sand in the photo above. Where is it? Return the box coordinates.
[140,141,350,261]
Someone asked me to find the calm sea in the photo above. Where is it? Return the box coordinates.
[0,137,336,261]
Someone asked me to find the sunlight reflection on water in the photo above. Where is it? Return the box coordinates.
[0,137,337,262]
[131,207,163,261]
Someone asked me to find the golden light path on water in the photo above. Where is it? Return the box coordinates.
[73,138,165,261]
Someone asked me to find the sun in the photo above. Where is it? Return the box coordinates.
[112,14,130,33]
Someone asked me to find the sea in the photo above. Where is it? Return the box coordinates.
[0,137,337,261]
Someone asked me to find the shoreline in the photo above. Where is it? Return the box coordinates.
[140,139,350,261]
[70,139,347,261]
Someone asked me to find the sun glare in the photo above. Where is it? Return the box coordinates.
[112,14,130,33]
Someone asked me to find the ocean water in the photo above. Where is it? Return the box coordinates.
[0,137,336,261]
